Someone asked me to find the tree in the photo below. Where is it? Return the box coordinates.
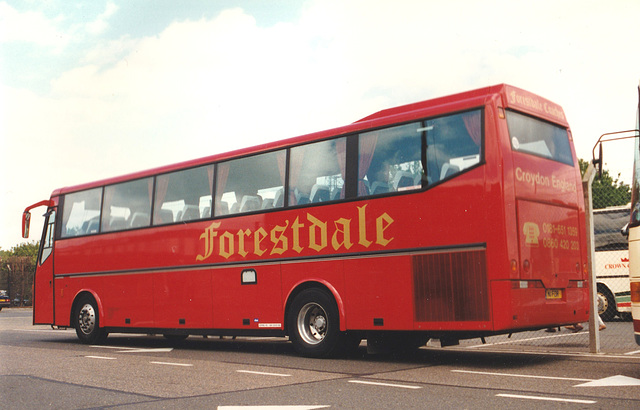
[0,242,39,305]
[579,158,631,209]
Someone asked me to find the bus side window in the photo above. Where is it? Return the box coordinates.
[289,138,346,205]
[61,188,102,238]
[154,165,214,225]
[357,122,423,197]
[215,150,286,216]
[426,110,482,184]
[101,178,153,233]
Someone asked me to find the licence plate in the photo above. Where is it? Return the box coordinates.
[545,289,562,299]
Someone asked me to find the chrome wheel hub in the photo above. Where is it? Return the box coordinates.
[297,302,328,345]
[78,303,96,335]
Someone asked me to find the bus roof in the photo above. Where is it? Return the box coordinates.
[51,83,567,197]
[358,84,567,126]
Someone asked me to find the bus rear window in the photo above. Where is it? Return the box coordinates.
[506,111,573,166]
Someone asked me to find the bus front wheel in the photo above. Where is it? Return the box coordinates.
[287,288,342,358]
[73,295,108,344]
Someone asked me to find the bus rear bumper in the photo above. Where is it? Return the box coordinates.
[492,280,590,331]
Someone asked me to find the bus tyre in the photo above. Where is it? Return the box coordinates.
[597,285,616,322]
[288,288,342,358]
[74,295,107,344]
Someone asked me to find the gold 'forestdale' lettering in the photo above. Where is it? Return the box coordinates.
[507,90,566,122]
[196,205,394,261]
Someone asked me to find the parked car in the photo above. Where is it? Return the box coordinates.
[0,292,10,311]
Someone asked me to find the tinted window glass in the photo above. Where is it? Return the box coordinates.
[358,123,423,197]
[61,188,103,238]
[101,178,153,232]
[40,210,55,264]
[425,110,482,185]
[507,110,573,166]
[154,165,214,225]
[215,150,286,215]
[289,138,346,204]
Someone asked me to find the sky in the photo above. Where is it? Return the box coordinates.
[1,0,639,251]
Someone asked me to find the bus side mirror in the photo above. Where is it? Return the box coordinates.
[622,222,629,238]
[22,212,31,238]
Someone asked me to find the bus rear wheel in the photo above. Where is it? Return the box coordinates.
[597,285,617,321]
[287,288,342,358]
[74,295,107,344]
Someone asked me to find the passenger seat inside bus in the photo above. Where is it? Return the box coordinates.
[261,198,274,209]
[370,181,390,195]
[273,188,284,208]
[129,212,150,228]
[310,184,330,202]
[392,171,415,191]
[240,195,261,212]
[181,205,200,221]
[294,188,310,205]
[218,201,229,215]
[440,163,460,180]
[108,216,127,231]
[85,218,99,234]
[157,209,174,224]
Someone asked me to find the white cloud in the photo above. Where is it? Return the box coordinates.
[85,1,119,36]
[0,1,69,51]
[2,0,640,249]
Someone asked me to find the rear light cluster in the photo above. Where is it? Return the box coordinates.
[511,280,544,289]
[510,259,531,273]
[510,260,585,275]
[631,281,640,303]
[510,280,586,289]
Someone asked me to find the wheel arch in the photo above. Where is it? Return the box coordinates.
[283,280,346,335]
[70,290,104,327]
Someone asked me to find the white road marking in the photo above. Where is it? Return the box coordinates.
[13,328,72,333]
[150,361,194,367]
[348,380,422,389]
[497,393,596,404]
[90,345,173,353]
[458,348,640,361]
[85,355,116,360]
[452,369,593,382]
[575,375,640,387]
[236,370,291,377]
[91,345,135,349]
[466,331,582,348]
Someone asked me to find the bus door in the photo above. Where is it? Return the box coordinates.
[33,207,56,325]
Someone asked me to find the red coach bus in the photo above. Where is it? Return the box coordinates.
[23,84,589,357]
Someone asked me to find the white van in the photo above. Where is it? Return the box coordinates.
[594,204,631,320]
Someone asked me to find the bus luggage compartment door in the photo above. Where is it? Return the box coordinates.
[517,200,582,289]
